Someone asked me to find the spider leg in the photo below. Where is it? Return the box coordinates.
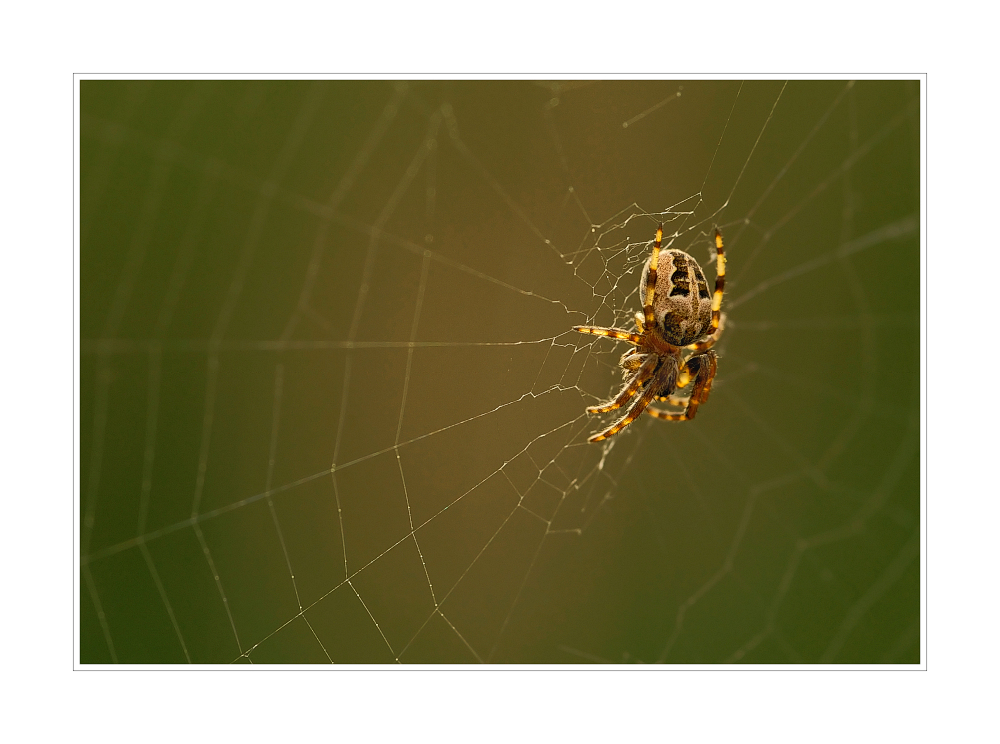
[642,223,664,329]
[573,325,643,346]
[587,356,657,414]
[676,365,693,389]
[707,229,726,336]
[588,361,675,443]
[675,314,724,384]
[646,351,718,422]
[687,312,726,353]
[620,349,647,374]
[656,394,689,406]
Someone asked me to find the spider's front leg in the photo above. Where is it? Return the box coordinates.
[647,351,717,422]
[620,349,647,375]
[588,359,677,442]
[587,355,656,414]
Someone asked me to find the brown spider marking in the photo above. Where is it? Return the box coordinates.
[573,224,727,442]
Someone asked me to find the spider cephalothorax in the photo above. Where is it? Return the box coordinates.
[573,224,727,443]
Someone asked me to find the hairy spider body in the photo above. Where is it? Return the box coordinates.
[574,225,727,443]
[640,248,713,345]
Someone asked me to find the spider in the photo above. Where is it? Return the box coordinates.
[574,223,727,443]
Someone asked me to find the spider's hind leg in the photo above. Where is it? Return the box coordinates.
[707,229,726,336]
[687,312,726,353]
[642,224,664,329]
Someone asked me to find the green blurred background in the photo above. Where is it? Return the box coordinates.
[80,79,920,664]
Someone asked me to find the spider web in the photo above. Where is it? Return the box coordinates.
[78,78,921,665]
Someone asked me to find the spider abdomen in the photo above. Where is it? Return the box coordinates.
[640,249,713,345]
